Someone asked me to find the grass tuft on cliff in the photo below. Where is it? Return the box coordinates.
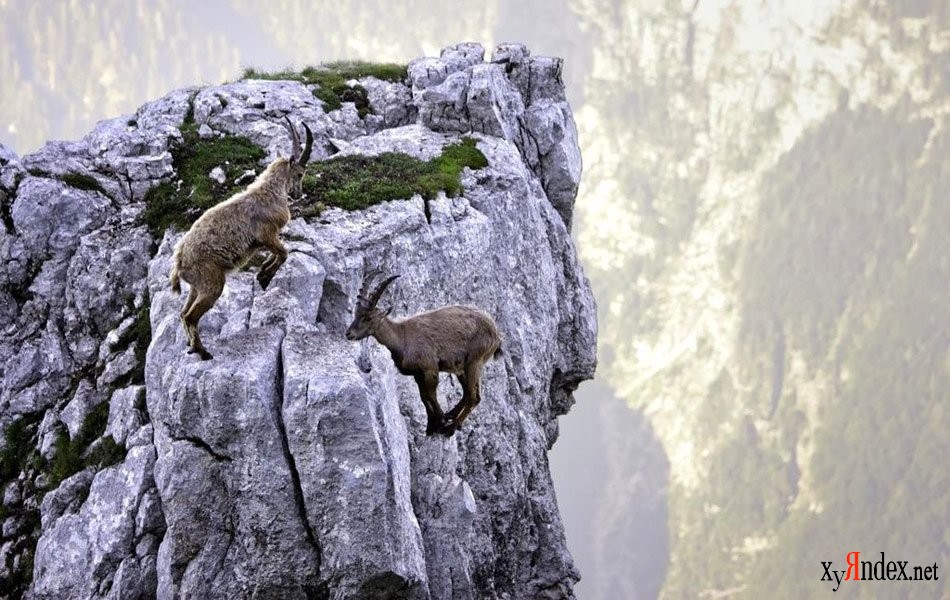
[241,61,407,117]
[142,121,265,236]
[142,97,486,232]
[60,172,108,195]
[25,169,109,197]
[108,303,151,389]
[0,418,34,483]
[48,401,126,488]
[298,137,488,217]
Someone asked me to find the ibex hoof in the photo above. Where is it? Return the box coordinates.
[425,417,456,436]
[257,273,272,290]
[185,344,213,359]
[438,418,458,437]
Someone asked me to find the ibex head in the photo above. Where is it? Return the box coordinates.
[346,269,399,340]
[283,117,314,199]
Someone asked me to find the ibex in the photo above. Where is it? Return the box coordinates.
[169,117,313,360]
[345,270,503,436]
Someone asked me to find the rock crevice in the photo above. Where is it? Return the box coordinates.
[273,338,321,562]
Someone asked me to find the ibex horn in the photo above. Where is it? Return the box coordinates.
[358,267,383,304]
[368,275,400,308]
[299,123,314,166]
[283,116,301,160]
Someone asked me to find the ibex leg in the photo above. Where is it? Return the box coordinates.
[257,233,288,290]
[180,286,198,348]
[414,372,449,436]
[448,363,483,429]
[182,271,224,360]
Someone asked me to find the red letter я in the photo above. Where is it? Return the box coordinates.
[846,552,861,581]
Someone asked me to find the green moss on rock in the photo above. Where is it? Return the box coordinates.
[109,302,151,389]
[48,429,82,488]
[0,418,35,483]
[4,547,34,597]
[48,400,125,488]
[24,169,109,197]
[299,138,488,217]
[60,172,107,195]
[85,436,126,470]
[142,124,265,236]
[242,61,407,118]
[141,112,485,233]
[320,61,409,83]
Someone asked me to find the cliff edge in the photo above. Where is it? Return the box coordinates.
[0,42,596,599]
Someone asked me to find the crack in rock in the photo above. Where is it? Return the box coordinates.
[169,432,232,463]
[272,335,322,568]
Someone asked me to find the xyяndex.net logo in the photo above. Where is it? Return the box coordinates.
[821,552,939,592]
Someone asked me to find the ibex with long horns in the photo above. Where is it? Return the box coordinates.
[346,270,503,436]
[169,117,314,360]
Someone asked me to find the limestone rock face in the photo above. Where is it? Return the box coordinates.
[410,43,582,226]
[0,42,595,599]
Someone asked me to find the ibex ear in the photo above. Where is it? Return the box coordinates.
[381,306,392,318]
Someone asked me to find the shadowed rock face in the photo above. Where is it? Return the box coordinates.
[0,43,596,599]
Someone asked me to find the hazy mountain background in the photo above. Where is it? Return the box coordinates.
[1,1,947,598]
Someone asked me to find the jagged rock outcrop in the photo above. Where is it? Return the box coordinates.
[0,42,595,599]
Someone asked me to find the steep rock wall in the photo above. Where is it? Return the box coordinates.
[0,42,595,599]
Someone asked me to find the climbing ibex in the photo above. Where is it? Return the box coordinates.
[169,117,313,360]
[345,269,503,436]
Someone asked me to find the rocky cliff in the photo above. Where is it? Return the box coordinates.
[0,42,596,599]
